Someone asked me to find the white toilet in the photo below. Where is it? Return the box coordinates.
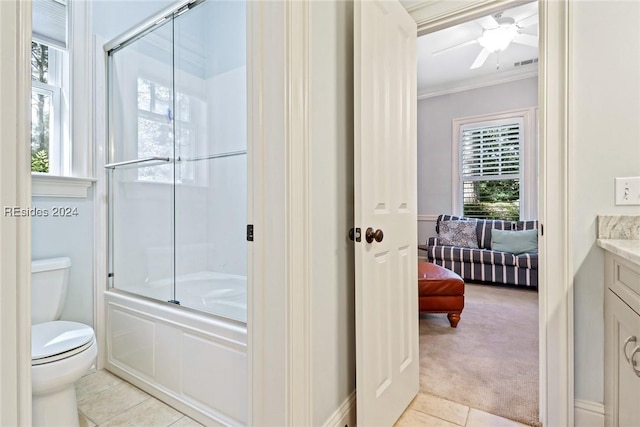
[31,257,97,427]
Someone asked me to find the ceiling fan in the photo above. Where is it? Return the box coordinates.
[433,12,538,70]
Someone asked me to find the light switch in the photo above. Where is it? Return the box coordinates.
[615,177,640,205]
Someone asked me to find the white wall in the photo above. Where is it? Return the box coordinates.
[31,190,95,326]
[416,77,538,242]
[309,1,355,424]
[570,0,640,404]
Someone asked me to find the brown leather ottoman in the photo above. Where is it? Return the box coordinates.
[418,262,465,328]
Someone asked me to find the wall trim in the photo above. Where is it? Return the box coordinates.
[285,0,312,424]
[0,0,33,424]
[574,400,605,427]
[322,391,356,427]
[418,69,537,100]
[418,214,438,221]
[31,174,95,198]
[538,0,573,424]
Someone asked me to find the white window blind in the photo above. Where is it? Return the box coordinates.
[460,119,523,220]
[33,0,67,49]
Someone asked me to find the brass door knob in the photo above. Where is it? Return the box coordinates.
[365,227,384,243]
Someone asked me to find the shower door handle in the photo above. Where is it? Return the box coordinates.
[105,156,171,169]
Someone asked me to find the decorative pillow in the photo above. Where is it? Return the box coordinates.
[437,220,479,248]
[491,229,538,254]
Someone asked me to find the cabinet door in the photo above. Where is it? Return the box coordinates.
[605,290,640,427]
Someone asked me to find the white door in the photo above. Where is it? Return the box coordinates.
[354,0,418,425]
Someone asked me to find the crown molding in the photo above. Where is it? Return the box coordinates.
[418,67,537,100]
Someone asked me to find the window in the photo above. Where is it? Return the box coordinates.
[31,42,64,174]
[458,117,524,221]
[31,0,68,175]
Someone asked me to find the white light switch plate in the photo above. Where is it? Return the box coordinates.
[615,177,640,205]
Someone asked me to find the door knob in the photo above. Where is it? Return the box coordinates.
[365,227,384,243]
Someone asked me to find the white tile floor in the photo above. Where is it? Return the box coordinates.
[76,370,202,427]
[395,392,530,427]
[78,370,527,427]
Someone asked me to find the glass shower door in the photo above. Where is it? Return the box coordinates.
[107,20,176,304]
[107,0,247,322]
[173,0,247,321]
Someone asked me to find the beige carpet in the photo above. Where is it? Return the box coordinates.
[419,283,540,427]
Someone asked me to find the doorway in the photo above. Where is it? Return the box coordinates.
[415,2,540,425]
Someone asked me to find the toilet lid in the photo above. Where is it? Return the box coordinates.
[32,321,95,363]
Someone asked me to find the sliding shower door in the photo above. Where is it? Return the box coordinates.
[107,0,247,322]
[172,1,247,321]
[108,20,176,304]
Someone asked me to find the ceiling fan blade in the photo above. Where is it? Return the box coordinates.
[513,33,538,48]
[477,14,499,30]
[517,13,538,28]
[432,39,477,56]
[470,48,491,69]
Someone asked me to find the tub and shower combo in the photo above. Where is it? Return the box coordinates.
[103,0,248,424]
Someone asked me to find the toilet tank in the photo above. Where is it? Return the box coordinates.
[31,257,71,325]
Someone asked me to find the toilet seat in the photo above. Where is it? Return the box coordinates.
[32,320,95,366]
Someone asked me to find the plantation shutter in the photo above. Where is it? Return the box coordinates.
[33,0,68,49]
[460,119,523,220]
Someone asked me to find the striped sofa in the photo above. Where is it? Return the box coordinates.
[425,214,538,287]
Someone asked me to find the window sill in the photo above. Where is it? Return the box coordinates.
[32,174,96,198]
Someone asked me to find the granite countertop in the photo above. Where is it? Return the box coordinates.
[597,215,640,265]
[596,239,640,265]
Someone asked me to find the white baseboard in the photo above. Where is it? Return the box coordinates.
[574,399,605,427]
[323,391,356,427]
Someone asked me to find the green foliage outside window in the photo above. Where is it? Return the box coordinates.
[31,41,50,173]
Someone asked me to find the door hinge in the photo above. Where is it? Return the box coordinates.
[540,223,544,236]
[247,224,254,241]
[349,227,361,242]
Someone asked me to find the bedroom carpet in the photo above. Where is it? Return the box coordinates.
[419,282,540,427]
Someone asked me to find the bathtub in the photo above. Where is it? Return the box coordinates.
[104,275,247,426]
[123,271,247,323]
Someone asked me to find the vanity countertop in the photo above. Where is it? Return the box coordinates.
[597,239,640,265]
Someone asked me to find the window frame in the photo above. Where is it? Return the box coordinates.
[31,0,94,198]
[452,107,538,220]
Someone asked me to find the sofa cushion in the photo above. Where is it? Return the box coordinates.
[476,219,512,249]
[437,220,479,248]
[428,245,517,267]
[516,253,538,269]
[514,220,538,231]
[435,214,512,249]
[491,229,538,254]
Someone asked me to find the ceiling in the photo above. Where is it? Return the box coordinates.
[416,1,539,97]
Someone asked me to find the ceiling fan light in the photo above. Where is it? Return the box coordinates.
[478,25,518,52]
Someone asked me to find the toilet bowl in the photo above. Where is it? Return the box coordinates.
[31,258,97,427]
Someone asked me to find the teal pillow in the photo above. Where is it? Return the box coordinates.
[491,229,538,254]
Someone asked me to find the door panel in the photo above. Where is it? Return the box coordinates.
[355,0,418,425]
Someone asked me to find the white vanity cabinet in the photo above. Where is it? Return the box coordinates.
[604,252,640,427]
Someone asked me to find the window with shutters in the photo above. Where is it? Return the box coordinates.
[458,117,524,221]
[31,0,68,175]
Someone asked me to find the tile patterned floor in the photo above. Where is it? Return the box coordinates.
[395,392,530,427]
[76,370,202,427]
[78,370,526,427]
